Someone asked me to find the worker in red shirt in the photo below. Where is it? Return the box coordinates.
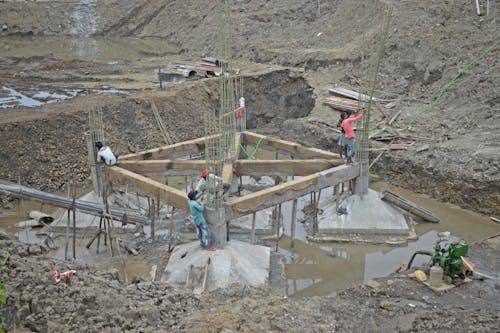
[341,111,364,165]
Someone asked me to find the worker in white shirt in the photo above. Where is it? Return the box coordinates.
[95,141,119,166]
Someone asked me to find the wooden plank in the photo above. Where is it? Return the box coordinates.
[234,159,342,177]
[323,96,359,113]
[242,132,339,160]
[106,167,189,211]
[329,87,380,102]
[227,165,359,219]
[117,160,206,176]
[381,190,439,223]
[119,135,214,161]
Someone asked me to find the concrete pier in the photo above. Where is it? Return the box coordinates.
[205,206,227,248]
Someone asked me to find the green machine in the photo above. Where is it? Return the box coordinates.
[431,239,469,277]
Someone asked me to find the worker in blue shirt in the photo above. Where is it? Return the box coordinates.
[188,191,216,251]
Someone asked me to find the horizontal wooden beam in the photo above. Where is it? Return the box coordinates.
[106,167,189,211]
[226,165,359,220]
[234,159,341,177]
[242,132,339,159]
[119,135,212,161]
[117,160,206,176]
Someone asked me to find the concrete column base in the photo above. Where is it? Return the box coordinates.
[204,206,227,248]
[354,161,369,195]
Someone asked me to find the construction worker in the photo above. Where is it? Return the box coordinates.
[337,112,348,159]
[95,141,119,166]
[195,170,230,194]
[188,190,216,251]
[341,111,364,165]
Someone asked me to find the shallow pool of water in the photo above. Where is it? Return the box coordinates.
[281,182,500,297]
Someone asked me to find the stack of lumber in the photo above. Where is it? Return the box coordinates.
[323,96,359,113]
[329,87,381,102]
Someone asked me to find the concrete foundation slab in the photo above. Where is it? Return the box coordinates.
[314,189,414,243]
[164,240,270,291]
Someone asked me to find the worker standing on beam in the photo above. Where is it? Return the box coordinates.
[188,191,216,251]
[337,112,348,160]
[341,111,364,165]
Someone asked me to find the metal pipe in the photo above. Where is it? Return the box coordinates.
[407,250,433,269]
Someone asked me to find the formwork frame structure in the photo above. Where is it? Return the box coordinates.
[107,132,361,246]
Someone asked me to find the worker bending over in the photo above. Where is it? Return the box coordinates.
[95,141,120,166]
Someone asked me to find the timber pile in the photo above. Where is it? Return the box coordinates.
[323,96,359,113]
[329,87,381,102]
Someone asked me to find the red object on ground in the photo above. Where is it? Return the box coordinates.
[207,246,217,251]
[54,270,76,284]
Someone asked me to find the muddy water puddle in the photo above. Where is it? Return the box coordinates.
[281,182,499,297]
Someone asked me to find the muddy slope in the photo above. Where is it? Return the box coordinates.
[0,69,313,192]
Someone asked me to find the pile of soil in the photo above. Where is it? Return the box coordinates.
[1,232,499,332]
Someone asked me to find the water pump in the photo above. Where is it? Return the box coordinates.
[431,239,469,278]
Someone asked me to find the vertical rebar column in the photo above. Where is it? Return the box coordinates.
[355,5,393,195]
[87,105,105,196]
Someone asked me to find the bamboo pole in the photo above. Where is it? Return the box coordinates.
[72,194,76,259]
[336,184,340,215]
[65,181,70,261]
[276,203,282,252]
[251,212,256,245]
[168,207,175,252]
[290,198,297,248]
[96,217,102,254]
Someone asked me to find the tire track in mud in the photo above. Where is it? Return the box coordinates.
[101,0,167,36]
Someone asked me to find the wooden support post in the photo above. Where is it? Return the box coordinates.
[103,184,115,256]
[149,197,155,241]
[251,212,256,245]
[312,192,317,235]
[336,184,340,215]
[314,189,322,235]
[103,217,108,246]
[291,198,297,249]
[276,203,282,252]
[96,217,102,254]
[65,208,70,261]
[168,207,175,252]
[72,190,76,260]
[238,175,242,196]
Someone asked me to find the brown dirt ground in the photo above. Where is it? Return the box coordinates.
[0,1,499,332]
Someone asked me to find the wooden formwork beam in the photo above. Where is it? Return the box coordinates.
[119,135,214,161]
[242,132,339,159]
[233,159,342,177]
[106,167,189,211]
[226,164,359,220]
[117,160,206,176]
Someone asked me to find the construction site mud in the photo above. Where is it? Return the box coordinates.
[0,0,499,332]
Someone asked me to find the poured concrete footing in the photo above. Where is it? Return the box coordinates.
[164,240,270,291]
[313,189,416,244]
